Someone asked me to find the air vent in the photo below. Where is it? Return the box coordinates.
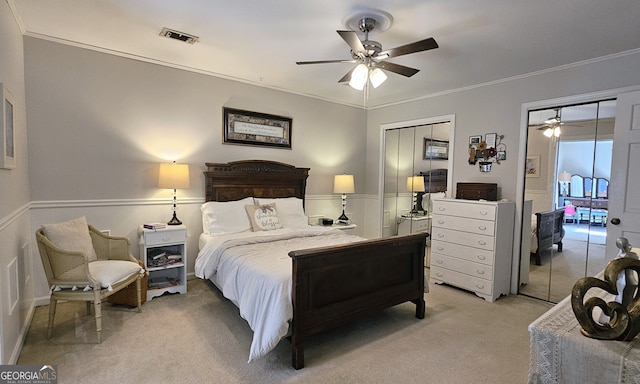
[159,27,199,44]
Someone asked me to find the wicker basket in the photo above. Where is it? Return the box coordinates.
[107,260,148,306]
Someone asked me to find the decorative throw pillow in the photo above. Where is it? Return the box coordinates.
[245,203,283,231]
[42,216,98,262]
[254,197,309,227]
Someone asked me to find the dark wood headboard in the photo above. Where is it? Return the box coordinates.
[204,160,310,204]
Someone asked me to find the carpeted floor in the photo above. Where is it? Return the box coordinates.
[18,276,552,384]
[520,223,607,302]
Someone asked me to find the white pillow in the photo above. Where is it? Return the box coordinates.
[201,197,254,235]
[42,216,98,262]
[255,197,308,227]
[89,260,144,291]
[245,203,283,231]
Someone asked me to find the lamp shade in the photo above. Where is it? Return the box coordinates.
[333,174,355,194]
[158,163,190,189]
[407,176,425,192]
[558,171,572,182]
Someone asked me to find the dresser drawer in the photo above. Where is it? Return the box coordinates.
[432,199,496,221]
[431,254,494,281]
[431,240,495,265]
[431,227,495,251]
[432,215,494,236]
[431,266,493,296]
[142,228,187,246]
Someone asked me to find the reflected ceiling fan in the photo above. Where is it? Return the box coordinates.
[296,9,439,90]
[530,109,581,137]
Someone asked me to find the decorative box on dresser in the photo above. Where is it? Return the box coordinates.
[430,198,515,302]
[139,225,188,300]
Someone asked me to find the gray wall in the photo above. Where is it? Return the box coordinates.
[0,0,34,364]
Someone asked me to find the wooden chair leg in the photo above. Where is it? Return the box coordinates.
[47,298,57,340]
[136,277,142,313]
[94,291,102,344]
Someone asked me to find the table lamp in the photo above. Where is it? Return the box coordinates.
[158,161,190,225]
[558,171,572,196]
[407,176,425,215]
[333,174,355,224]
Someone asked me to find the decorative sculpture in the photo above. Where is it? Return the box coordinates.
[571,237,640,341]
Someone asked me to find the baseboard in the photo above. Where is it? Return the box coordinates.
[7,302,35,364]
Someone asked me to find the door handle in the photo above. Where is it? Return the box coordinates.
[611,217,621,225]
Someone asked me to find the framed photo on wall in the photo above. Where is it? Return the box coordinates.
[469,135,482,148]
[424,139,449,160]
[526,155,541,178]
[0,84,15,169]
[223,107,292,149]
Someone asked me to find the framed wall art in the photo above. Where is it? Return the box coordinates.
[424,139,449,160]
[1,84,15,169]
[526,155,541,178]
[223,107,292,149]
[469,135,482,149]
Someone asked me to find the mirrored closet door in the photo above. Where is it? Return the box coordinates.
[521,99,615,303]
[382,121,452,240]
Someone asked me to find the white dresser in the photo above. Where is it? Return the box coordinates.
[430,198,514,302]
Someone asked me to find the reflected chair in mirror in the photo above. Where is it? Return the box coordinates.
[36,217,143,343]
[564,204,577,224]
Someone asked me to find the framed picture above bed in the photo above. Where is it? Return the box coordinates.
[223,107,292,149]
[423,139,449,160]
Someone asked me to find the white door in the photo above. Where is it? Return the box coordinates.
[607,90,640,261]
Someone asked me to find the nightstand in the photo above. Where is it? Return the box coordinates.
[331,223,357,233]
[139,225,187,300]
[397,216,431,236]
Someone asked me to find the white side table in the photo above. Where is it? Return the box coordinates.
[139,225,187,300]
[331,223,357,233]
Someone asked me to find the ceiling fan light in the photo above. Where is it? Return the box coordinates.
[369,68,387,88]
[349,64,368,90]
[543,128,553,137]
[554,127,561,137]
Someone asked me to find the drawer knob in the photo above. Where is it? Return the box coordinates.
[476,283,485,289]
[162,237,171,241]
[438,207,446,211]
[437,220,445,224]
[436,272,443,277]
[477,255,486,260]
[478,226,487,231]
[477,240,487,246]
[437,233,445,238]
[476,269,485,275]
[437,246,444,251]
[437,259,444,264]
[479,211,488,216]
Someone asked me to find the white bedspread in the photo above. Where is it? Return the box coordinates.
[195,227,364,362]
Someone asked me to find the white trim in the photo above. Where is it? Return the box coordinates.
[30,197,205,209]
[7,302,34,365]
[5,0,26,35]
[0,202,29,231]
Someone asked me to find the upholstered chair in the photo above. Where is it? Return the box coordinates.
[36,217,143,343]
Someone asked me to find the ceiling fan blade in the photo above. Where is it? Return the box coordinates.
[375,61,420,77]
[337,30,366,54]
[296,59,356,65]
[379,37,438,59]
[338,67,355,83]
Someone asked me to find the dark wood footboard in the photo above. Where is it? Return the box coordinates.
[288,232,428,369]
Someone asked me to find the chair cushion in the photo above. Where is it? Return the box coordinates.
[89,260,143,291]
[42,216,98,262]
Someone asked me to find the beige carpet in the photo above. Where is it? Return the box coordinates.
[18,276,552,384]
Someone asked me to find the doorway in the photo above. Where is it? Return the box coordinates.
[519,99,616,302]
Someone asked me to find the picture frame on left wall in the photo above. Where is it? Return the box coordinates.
[1,84,15,169]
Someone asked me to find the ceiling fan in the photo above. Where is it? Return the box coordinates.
[296,10,439,90]
[530,109,581,137]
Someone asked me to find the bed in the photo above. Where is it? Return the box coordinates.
[195,160,427,369]
[530,208,565,265]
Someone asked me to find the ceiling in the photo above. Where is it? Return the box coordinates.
[9,0,640,109]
